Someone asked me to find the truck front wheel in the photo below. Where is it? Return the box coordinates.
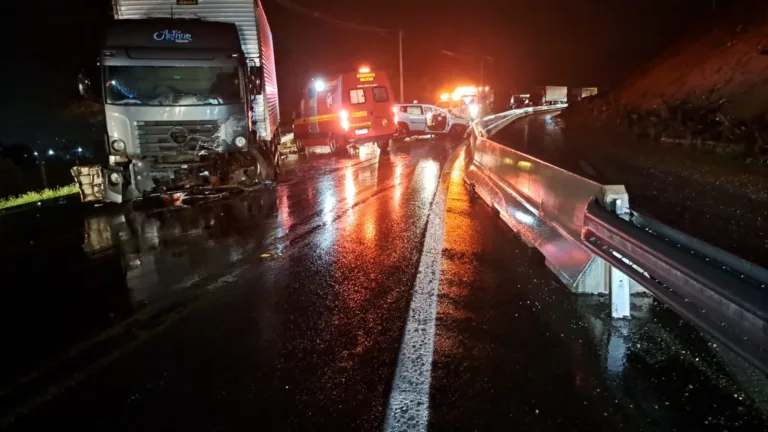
[251,143,277,182]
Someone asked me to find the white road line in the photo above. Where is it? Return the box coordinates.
[384,146,463,432]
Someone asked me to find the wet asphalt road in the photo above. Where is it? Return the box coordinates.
[1,135,768,430]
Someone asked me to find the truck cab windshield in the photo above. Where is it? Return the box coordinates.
[104,66,242,106]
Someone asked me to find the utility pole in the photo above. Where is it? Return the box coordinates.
[399,27,404,103]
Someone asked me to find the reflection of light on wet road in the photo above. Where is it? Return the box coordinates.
[364,216,376,242]
[358,144,372,160]
[323,194,335,220]
[345,167,356,206]
[278,185,293,233]
[422,159,439,201]
[394,164,403,208]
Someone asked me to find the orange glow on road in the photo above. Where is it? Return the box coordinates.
[345,167,356,206]
[277,185,293,232]
[364,216,376,242]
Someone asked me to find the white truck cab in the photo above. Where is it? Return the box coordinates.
[395,103,469,138]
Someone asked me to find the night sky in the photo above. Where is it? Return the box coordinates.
[0,0,712,148]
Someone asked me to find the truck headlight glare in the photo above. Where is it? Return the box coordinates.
[234,136,247,147]
[111,139,125,152]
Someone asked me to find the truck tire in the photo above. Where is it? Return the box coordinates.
[295,138,305,153]
[251,143,277,182]
[377,140,391,151]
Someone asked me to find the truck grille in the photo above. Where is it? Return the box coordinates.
[135,120,219,154]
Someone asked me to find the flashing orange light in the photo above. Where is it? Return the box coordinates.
[452,86,478,101]
[454,86,478,94]
[439,92,449,101]
[359,66,371,73]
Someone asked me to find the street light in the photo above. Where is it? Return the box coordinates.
[77,147,83,153]
[47,149,54,156]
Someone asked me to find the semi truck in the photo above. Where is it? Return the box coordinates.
[568,87,599,103]
[73,0,280,203]
[532,86,568,106]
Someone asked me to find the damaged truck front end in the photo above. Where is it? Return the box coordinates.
[74,18,276,204]
[101,104,253,203]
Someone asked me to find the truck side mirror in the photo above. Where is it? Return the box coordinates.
[77,72,92,99]
[249,66,263,96]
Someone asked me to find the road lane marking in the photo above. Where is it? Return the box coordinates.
[385,145,464,432]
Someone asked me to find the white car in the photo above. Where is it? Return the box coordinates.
[395,103,470,138]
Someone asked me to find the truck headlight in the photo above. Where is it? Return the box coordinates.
[234,136,247,147]
[111,139,125,152]
[108,172,122,186]
[469,104,479,118]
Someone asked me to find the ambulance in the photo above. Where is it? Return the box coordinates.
[293,66,398,153]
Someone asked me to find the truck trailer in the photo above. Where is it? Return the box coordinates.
[568,87,598,102]
[73,0,280,203]
[535,85,568,106]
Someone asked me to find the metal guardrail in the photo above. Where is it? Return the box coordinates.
[468,105,629,288]
[475,105,568,138]
[583,201,768,374]
[467,106,768,374]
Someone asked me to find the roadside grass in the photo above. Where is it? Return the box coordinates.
[0,184,79,210]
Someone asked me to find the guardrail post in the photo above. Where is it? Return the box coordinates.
[610,266,631,319]
[603,190,631,319]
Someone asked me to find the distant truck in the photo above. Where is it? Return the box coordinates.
[73,0,280,203]
[534,86,568,106]
[293,66,398,152]
[509,93,532,109]
[568,87,599,103]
